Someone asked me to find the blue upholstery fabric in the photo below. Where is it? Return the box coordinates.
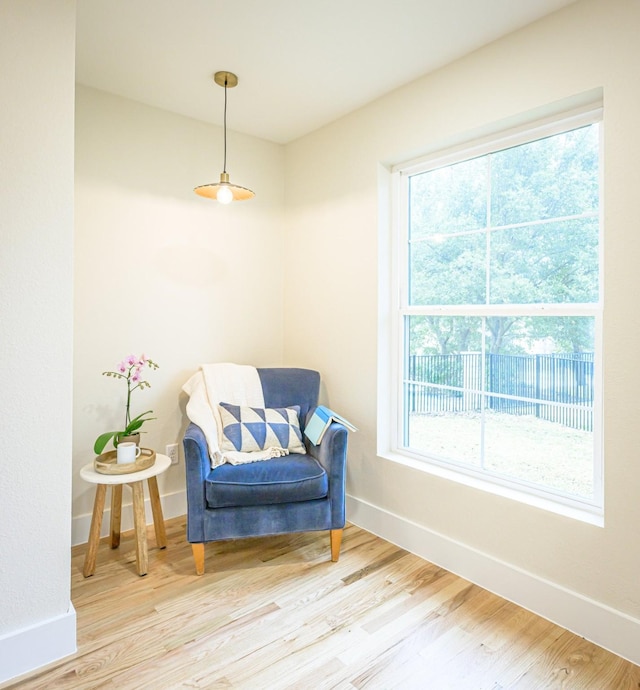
[183,367,348,548]
[205,454,328,508]
[257,368,320,428]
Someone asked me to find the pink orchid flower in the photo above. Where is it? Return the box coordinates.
[97,355,159,456]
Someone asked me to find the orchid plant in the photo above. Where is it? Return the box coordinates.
[93,354,160,455]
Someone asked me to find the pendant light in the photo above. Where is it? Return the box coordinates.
[194,71,254,203]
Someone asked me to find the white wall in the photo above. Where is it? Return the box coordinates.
[0,0,77,682]
[284,0,640,664]
[73,86,286,537]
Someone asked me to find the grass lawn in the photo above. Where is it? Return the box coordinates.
[408,410,594,499]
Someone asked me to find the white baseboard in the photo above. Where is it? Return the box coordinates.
[346,493,640,667]
[72,488,187,546]
[0,605,76,685]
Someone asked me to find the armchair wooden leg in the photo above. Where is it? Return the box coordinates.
[330,529,343,562]
[192,543,205,575]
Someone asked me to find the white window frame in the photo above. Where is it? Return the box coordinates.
[387,105,604,518]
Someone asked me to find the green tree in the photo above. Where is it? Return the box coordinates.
[408,123,599,356]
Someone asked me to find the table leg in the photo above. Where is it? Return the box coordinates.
[131,481,148,576]
[83,483,107,577]
[110,484,123,548]
[147,475,167,549]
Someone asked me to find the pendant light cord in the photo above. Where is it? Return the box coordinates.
[222,76,228,173]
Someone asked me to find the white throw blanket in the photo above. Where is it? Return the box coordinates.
[182,363,289,467]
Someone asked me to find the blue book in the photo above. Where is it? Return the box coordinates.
[304,405,357,445]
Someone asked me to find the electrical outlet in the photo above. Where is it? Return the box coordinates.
[166,443,179,465]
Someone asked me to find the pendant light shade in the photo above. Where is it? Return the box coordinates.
[194,172,254,202]
[194,71,254,203]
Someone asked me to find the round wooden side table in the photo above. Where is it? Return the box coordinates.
[80,453,171,577]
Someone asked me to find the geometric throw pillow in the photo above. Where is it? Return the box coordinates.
[218,402,306,454]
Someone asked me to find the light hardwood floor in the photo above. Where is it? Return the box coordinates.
[4,517,640,689]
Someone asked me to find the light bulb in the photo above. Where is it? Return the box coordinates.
[216,185,233,204]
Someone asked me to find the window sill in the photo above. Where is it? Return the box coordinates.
[379,448,604,527]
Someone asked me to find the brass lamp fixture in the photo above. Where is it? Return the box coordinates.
[194,71,254,203]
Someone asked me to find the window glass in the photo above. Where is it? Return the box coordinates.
[396,115,601,509]
[409,233,486,305]
[409,157,487,239]
[489,218,599,304]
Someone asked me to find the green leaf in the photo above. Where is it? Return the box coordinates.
[95,411,156,454]
[125,419,144,433]
[123,410,156,436]
[94,431,118,455]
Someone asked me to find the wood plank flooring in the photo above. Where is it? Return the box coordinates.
[4,517,640,689]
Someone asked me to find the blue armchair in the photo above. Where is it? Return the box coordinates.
[182,367,348,575]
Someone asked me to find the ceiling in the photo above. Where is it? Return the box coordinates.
[76,0,576,144]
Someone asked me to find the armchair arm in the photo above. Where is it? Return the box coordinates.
[182,422,211,542]
[308,420,348,529]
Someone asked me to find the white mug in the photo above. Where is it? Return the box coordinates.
[116,441,141,464]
